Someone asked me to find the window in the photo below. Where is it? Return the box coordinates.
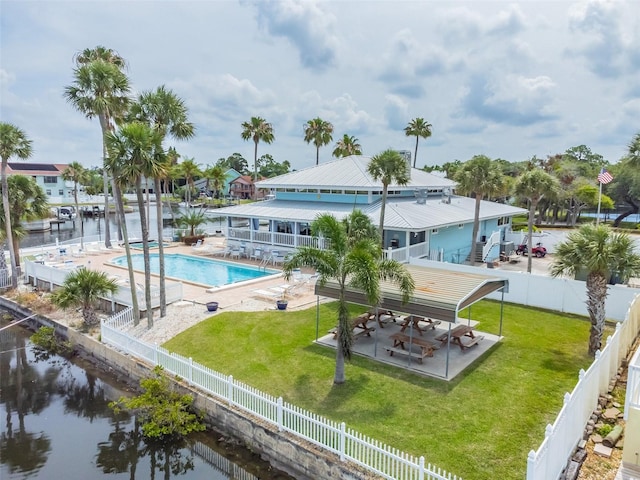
[431,228,439,235]
[458,224,464,229]
[58,189,64,196]
[497,216,510,226]
[43,176,57,184]
[46,189,51,195]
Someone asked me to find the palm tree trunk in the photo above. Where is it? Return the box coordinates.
[413,136,419,168]
[2,161,18,288]
[102,155,112,249]
[379,185,388,248]
[316,146,320,166]
[334,293,352,385]
[114,183,140,324]
[154,177,166,317]
[527,202,535,274]
[586,272,607,356]
[135,178,153,328]
[73,184,83,250]
[470,196,481,266]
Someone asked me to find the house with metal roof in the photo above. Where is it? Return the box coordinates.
[212,155,525,264]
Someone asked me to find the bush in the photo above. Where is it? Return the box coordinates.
[31,326,73,357]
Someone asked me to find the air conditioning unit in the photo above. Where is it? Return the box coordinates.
[414,189,428,205]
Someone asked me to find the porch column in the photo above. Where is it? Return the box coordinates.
[405,231,410,262]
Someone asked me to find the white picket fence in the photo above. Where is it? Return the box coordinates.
[101,308,461,480]
[526,295,640,480]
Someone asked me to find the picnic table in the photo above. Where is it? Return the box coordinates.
[386,332,439,363]
[435,324,483,351]
[367,308,396,328]
[330,313,376,339]
[399,315,441,335]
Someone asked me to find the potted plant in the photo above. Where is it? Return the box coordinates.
[276,299,288,310]
[206,301,219,312]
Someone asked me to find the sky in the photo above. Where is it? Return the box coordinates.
[1,0,639,172]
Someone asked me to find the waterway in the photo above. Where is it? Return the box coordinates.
[20,204,226,250]
[0,318,294,479]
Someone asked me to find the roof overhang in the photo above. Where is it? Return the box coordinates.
[314,265,508,323]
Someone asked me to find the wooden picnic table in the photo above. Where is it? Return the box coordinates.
[399,315,441,335]
[386,332,439,363]
[367,308,396,328]
[435,324,482,351]
[330,313,376,339]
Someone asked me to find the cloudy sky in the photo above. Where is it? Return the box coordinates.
[1,0,639,172]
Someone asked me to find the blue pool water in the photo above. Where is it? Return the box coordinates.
[111,253,272,286]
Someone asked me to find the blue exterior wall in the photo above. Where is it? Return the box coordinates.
[273,189,426,204]
[429,223,473,264]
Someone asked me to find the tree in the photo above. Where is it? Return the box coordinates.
[177,211,211,237]
[258,154,291,178]
[50,267,119,327]
[454,155,505,266]
[0,176,49,273]
[178,158,201,206]
[61,162,89,249]
[282,210,414,384]
[0,122,33,288]
[241,117,274,189]
[216,153,249,174]
[404,118,432,168]
[514,169,559,273]
[203,165,226,198]
[64,47,130,248]
[110,366,205,440]
[551,224,640,356]
[303,117,333,166]
[106,122,163,328]
[367,149,410,245]
[332,134,362,158]
[128,85,195,318]
[610,132,640,226]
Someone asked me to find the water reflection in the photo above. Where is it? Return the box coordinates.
[0,321,294,480]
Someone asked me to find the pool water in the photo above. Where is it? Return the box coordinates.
[129,241,169,249]
[111,253,273,286]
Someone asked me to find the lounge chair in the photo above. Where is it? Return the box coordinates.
[252,288,281,300]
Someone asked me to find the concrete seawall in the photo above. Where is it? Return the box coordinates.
[0,297,376,480]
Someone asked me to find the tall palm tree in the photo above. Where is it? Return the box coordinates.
[282,210,414,384]
[303,117,333,166]
[0,176,48,273]
[628,131,640,167]
[0,122,33,288]
[178,158,201,206]
[454,155,505,266]
[551,224,640,356]
[367,149,410,245]
[61,161,88,249]
[404,118,432,168]
[204,165,226,199]
[51,268,119,327]
[514,169,559,273]
[106,122,163,328]
[241,116,274,189]
[332,134,362,158]
[64,47,130,248]
[128,86,195,318]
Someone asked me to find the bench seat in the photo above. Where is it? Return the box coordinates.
[384,346,430,363]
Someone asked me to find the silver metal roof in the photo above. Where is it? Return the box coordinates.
[315,264,508,323]
[256,155,456,190]
[212,196,525,231]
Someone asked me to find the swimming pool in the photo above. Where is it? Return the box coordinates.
[111,253,274,286]
[129,241,169,249]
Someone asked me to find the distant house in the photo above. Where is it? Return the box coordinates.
[214,155,525,264]
[6,162,74,204]
[229,175,264,200]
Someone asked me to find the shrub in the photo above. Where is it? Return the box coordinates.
[31,326,73,357]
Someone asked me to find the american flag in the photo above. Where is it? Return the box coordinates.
[597,168,613,184]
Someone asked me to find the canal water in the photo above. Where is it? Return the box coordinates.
[0,319,294,480]
[20,204,226,250]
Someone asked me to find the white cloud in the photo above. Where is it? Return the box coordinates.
[384,95,409,130]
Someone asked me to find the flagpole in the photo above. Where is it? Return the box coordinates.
[596,179,603,226]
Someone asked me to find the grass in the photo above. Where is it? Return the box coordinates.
[164,300,597,480]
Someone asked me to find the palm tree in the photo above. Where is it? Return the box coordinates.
[204,165,226,199]
[404,118,432,168]
[303,117,333,166]
[61,161,88,249]
[551,224,640,356]
[282,210,414,384]
[514,169,559,273]
[367,149,410,245]
[64,47,130,248]
[241,117,274,188]
[177,211,211,237]
[128,86,195,318]
[0,176,48,273]
[178,158,201,206]
[50,267,119,327]
[454,155,505,266]
[106,122,163,328]
[332,134,362,158]
[628,131,640,167]
[0,122,33,288]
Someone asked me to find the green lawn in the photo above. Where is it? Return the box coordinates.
[164,300,595,480]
